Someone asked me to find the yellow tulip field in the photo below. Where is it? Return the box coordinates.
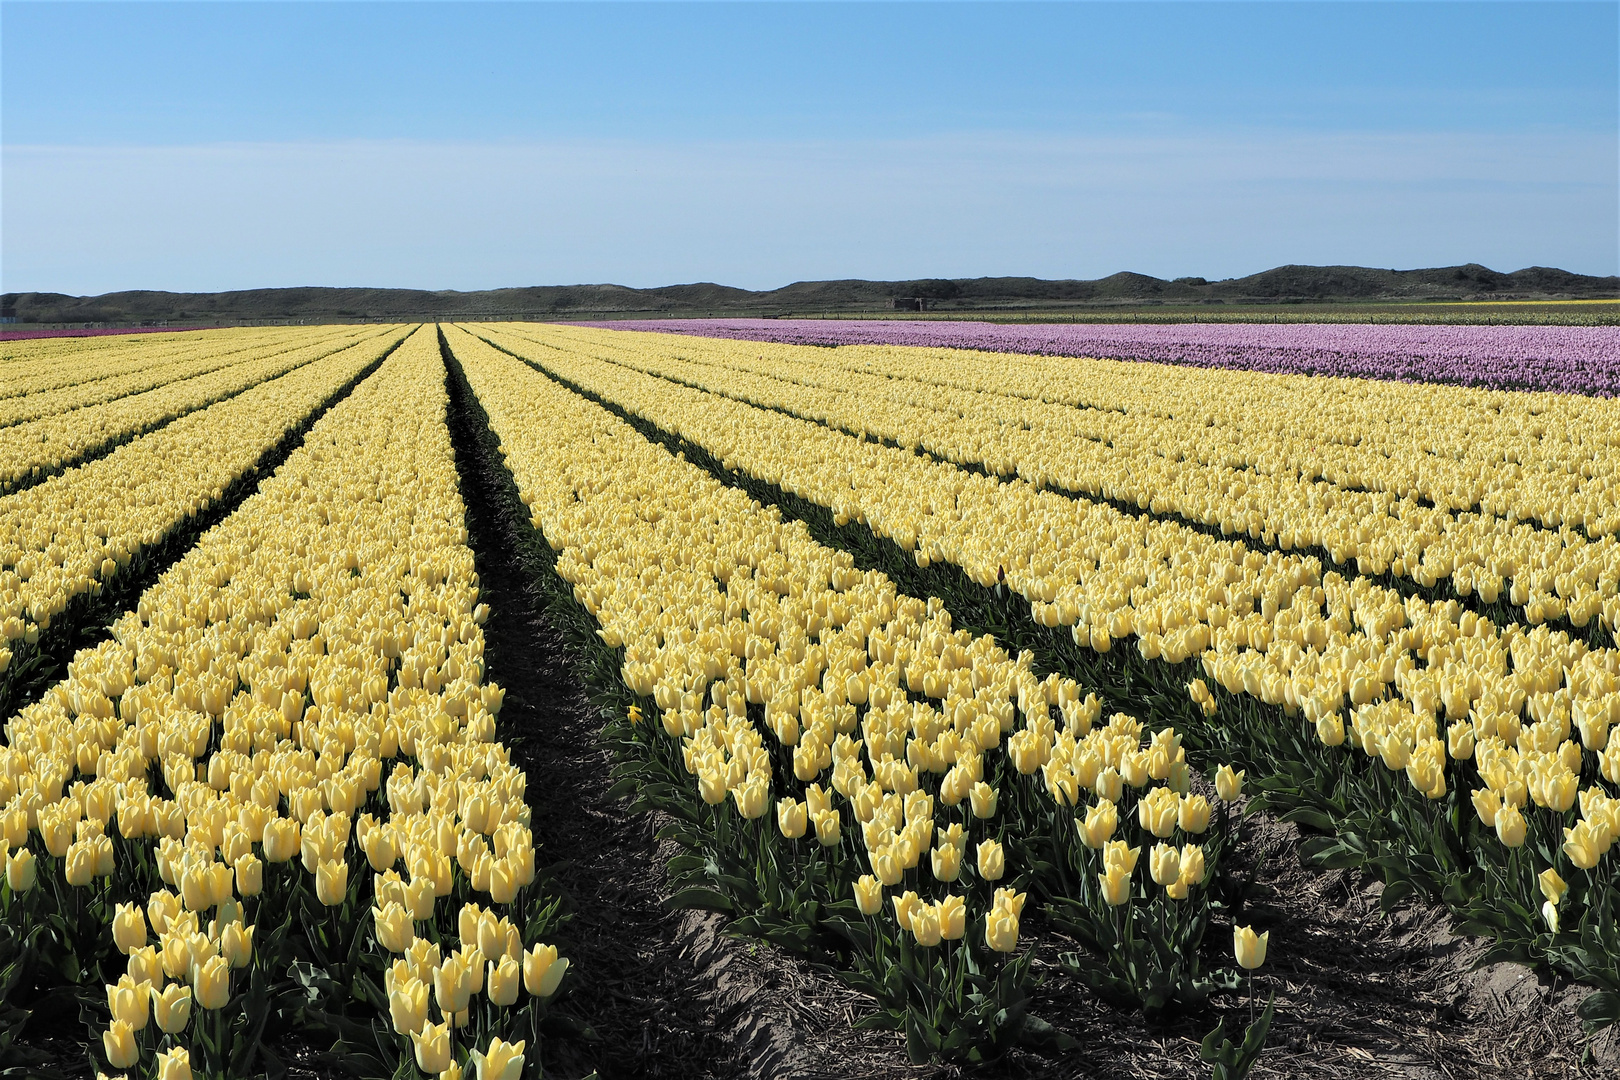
[0,320,1615,1077]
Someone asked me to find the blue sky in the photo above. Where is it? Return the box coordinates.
[3,1,1616,294]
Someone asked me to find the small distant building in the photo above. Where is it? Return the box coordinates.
[890,297,929,311]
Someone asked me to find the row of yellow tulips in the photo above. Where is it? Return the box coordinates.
[547,324,1614,535]
[0,325,396,492]
[498,324,1617,634]
[2,326,555,1079]
[466,326,1618,916]
[1,328,295,390]
[446,325,1247,1049]
[0,326,412,675]
[0,327,356,429]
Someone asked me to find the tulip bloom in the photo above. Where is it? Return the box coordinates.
[262,818,300,863]
[976,839,1004,881]
[937,895,967,940]
[487,955,521,1007]
[5,848,35,893]
[103,1020,140,1069]
[315,859,348,906]
[1149,843,1181,886]
[413,1021,452,1074]
[1495,804,1527,848]
[107,975,150,1031]
[434,955,472,1015]
[1178,794,1212,834]
[523,943,569,998]
[853,875,884,916]
[65,840,97,887]
[112,904,147,955]
[1215,765,1244,802]
[193,955,230,1010]
[812,808,841,847]
[388,977,430,1036]
[1079,800,1117,849]
[151,984,193,1035]
[1099,866,1132,907]
[471,1037,526,1080]
[985,910,1019,953]
[1233,925,1268,970]
[1563,820,1606,870]
[929,843,962,883]
[911,903,943,947]
[234,853,263,898]
[969,781,998,819]
[891,890,922,933]
[374,902,416,953]
[777,798,807,839]
[221,923,254,969]
[1539,868,1568,906]
[156,1047,193,1080]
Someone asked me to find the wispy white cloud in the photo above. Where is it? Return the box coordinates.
[4,129,1614,294]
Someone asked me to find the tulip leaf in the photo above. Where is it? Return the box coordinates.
[1578,990,1620,1030]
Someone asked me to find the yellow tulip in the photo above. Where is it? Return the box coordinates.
[1539,868,1568,906]
[733,779,769,820]
[156,1047,193,1080]
[911,903,942,947]
[777,798,808,839]
[127,946,162,988]
[5,848,36,893]
[1149,843,1182,887]
[1233,925,1268,969]
[221,923,254,969]
[1136,787,1180,838]
[412,1020,452,1074]
[1564,821,1607,870]
[890,890,923,933]
[811,808,841,847]
[1094,766,1123,804]
[434,954,472,1015]
[929,842,962,882]
[315,859,348,906]
[1178,844,1207,888]
[969,781,998,819]
[103,1020,140,1069]
[1495,804,1527,848]
[1471,786,1501,828]
[112,904,147,955]
[374,902,416,954]
[976,839,1004,881]
[151,984,192,1035]
[65,840,97,887]
[107,975,150,1031]
[193,955,229,1010]
[1079,800,1118,849]
[1178,794,1212,834]
[937,894,967,940]
[1099,866,1132,907]
[262,818,300,863]
[1215,764,1245,802]
[487,954,521,1007]
[388,976,430,1035]
[985,910,1020,953]
[846,876,883,924]
[522,943,568,998]
[233,853,262,898]
[471,1037,526,1080]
